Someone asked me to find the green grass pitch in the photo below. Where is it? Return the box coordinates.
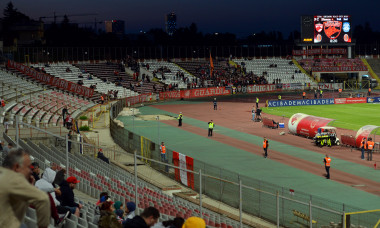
[262,103,380,131]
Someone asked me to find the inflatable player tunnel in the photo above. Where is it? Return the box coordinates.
[288,113,335,138]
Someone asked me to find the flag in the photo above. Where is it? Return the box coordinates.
[172,151,194,189]
[210,53,214,77]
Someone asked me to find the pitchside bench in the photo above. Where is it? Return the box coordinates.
[262,117,278,129]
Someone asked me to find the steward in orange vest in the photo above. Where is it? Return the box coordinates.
[263,137,269,158]
[323,154,331,179]
[160,142,166,161]
[366,137,375,161]
[302,92,306,99]
[360,137,367,160]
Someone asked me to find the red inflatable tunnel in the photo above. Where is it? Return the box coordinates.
[288,113,335,138]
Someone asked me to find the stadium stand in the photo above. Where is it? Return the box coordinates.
[75,62,164,94]
[31,62,138,99]
[298,58,367,72]
[2,130,249,228]
[234,58,313,84]
[140,59,196,89]
[0,69,96,126]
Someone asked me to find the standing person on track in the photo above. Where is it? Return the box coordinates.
[278,95,281,100]
[208,120,215,137]
[160,142,166,162]
[368,87,372,97]
[252,107,255,121]
[256,97,259,109]
[263,137,269,158]
[302,91,306,99]
[314,89,318,99]
[323,154,331,179]
[360,137,367,160]
[178,112,183,127]
[338,88,342,98]
[319,89,323,98]
[213,98,217,110]
[366,137,375,161]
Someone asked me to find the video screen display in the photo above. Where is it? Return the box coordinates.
[301,15,351,44]
[314,15,351,44]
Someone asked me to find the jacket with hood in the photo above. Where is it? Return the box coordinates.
[35,168,60,206]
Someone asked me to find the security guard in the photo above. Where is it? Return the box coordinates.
[323,154,331,179]
[367,137,375,161]
[263,137,269,158]
[360,137,367,160]
[368,87,372,96]
[213,98,217,110]
[160,142,166,161]
[302,91,306,99]
[100,95,104,104]
[178,112,183,127]
[256,97,259,109]
[208,120,215,137]
[278,95,281,100]
[319,89,323,98]
[338,88,342,98]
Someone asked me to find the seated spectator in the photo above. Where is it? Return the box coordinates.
[94,194,111,224]
[31,162,41,181]
[182,217,206,228]
[1,149,50,228]
[3,143,13,157]
[35,168,71,225]
[97,149,110,164]
[78,74,84,78]
[123,206,159,228]
[53,167,66,186]
[114,201,125,222]
[98,201,121,228]
[66,67,71,73]
[124,201,136,221]
[57,176,82,217]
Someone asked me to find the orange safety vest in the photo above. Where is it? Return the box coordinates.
[101,96,104,101]
[361,139,367,149]
[369,88,372,92]
[339,89,342,93]
[1,100,4,107]
[263,140,268,149]
[367,141,375,150]
[160,145,166,154]
[302,92,306,96]
[325,157,331,167]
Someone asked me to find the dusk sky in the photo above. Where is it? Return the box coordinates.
[6,0,380,37]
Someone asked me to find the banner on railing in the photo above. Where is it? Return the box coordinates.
[268,98,335,107]
[334,97,367,104]
[7,60,94,98]
[293,48,347,56]
[311,66,367,72]
[367,97,380,103]
[126,93,152,106]
[159,87,230,100]
[246,84,279,93]
[172,151,194,190]
[318,83,343,90]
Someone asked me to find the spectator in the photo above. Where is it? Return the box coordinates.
[114,201,124,219]
[125,201,136,220]
[0,140,4,152]
[31,162,41,181]
[3,143,13,157]
[35,168,71,225]
[123,206,159,228]
[53,167,66,186]
[0,148,50,228]
[97,149,110,164]
[4,119,9,134]
[57,176,82,217]
[62,106,69,127]
[152,217,184,228]
[98,201,122,228]
[182,217,206,228]
[94,193,110,224]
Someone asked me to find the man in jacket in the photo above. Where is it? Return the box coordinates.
[123,206,160,228]
[263,137,269,158]
[57,176,82,217]
[0,148,50,228]
[208,120,215,137]
[178,112,183,127]
[323,154,331,179]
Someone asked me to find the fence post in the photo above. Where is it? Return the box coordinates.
[134,152,139,215]
[309,200,312,228]
[15,115,19,147]
[343,211,346,228]
[239,179,243,228]
[276,191,280,228]
[65,134,69,173]
[199,169,203,218]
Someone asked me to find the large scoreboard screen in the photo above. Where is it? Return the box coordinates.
[301,15,351,44]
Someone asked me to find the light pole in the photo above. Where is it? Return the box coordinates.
[157,115,160,143]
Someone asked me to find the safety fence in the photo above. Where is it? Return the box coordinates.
[109,99,380,228]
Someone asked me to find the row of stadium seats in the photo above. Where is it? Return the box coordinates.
[2,131,250,228]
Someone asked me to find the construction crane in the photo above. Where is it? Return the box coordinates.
[39,13,98,24]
